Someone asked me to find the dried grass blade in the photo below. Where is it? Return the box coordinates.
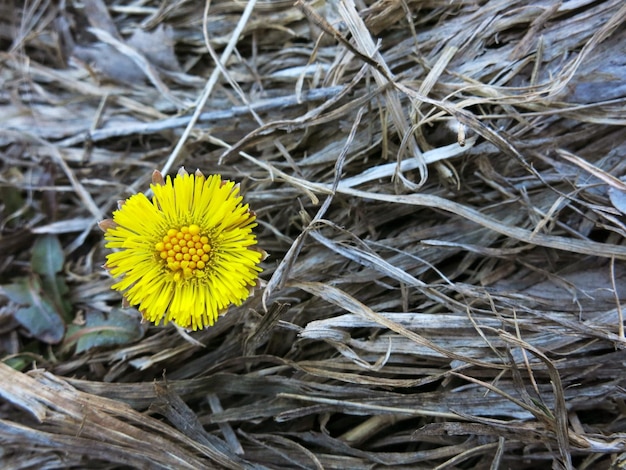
[337,187,626,260]
[337,0,425,187]
[556,149,626,191]
[294,281,508,369]
[161,0,259,176]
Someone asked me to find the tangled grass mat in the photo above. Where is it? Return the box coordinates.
[1,0,625,468]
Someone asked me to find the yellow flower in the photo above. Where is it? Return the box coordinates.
[99,168,264,330]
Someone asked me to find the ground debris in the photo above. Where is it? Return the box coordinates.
[1,1,625,469]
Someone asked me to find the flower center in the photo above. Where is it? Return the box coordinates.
[155,224,211,281]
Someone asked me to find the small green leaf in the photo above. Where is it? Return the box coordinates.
[4,276,66,344]
[31,235,64,276]
[2,279,33,305]
[65,308,144,354]
[0,185,26,226]
[41,274,72,320]
[2,355,32,371]
[14,300,66,345]
[28,234,72,322]
[2,349,46,371]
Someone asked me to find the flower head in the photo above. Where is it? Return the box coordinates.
[100,168,264,330]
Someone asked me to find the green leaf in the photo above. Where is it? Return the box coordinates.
[2,348,46,371]
[31,235,64,276]
[2,279,33,305]
[2,356,32,371]
[0,185,26,227]
[13,276,66,344]
[40,274,72,321]
[28,234,72,322]
[65,308,144,354]
[3,276,66,344]
[15,304,65,344]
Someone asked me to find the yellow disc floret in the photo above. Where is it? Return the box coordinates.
[155,224,212,281]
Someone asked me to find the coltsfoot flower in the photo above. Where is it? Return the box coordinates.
[99,168,265,330]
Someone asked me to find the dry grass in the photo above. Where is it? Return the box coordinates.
[1,0,626,468]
